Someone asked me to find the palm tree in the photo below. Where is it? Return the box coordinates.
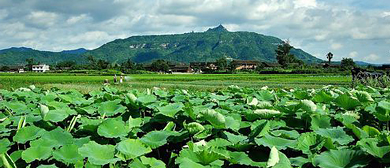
[326,52,333,64]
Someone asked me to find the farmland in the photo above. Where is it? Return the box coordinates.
[0,74,351,93]
[1,84,390,167]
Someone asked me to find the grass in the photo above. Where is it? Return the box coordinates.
[0,73,352,93]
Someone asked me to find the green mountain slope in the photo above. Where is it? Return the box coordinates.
[0,25,322,66]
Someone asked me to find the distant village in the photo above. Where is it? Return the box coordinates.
[1,59,390,74]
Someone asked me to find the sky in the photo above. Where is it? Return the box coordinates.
[0,0,389,64]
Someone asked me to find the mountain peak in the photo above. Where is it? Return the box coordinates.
[206,24,229,33]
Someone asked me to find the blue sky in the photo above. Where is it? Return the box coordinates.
[0,0,389,63]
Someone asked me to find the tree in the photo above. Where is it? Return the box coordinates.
[216,57,228,70]
[121,59,136,70]
[340,58,356,70]
[275,41,299,67]
[25,58,35,71]
[56,61,76,70]
[326,52,333,64]
[96,59,109,70]
[150,60,169,72]
[0,66,10,72]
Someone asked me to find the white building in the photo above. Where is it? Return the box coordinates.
[32,64,50,72]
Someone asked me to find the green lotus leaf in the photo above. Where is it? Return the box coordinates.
[290,157,310,167]
[294,132,325,155]
[30,127,73,148]
[373,101,390,121]
[97,118,129,138]
[253,109,281,119]
[128,116,143,130]
[271,130,300,140]
[200,109,226,129]
[37,164,58,168]
[137,95,157,105]
[255,134,295,150]
[21,146,52,163]
[0,138,11,154]
[257,101,273,109]
[5,101,29,115]
[52,144,83,164]
[313,90,334,103]
[360,125,380,138]
[224,115,241,132]
[267,146,279,167]
[13,125,46,144]
[267,146,292,168]
[250,120,270,138]
[185,122,205,135]
[293,90,310,100]
[97,100,126,116]
[79,106,96,115]
[310,114,331,131]
[78,141,119,165]
[247,97,259,106]
[116,139,152,159]
[315,127,354,145]
[300,100,317,112]
[157,103,184,118]
[175,157,208,168]
[140,131,172,149]
[355,91,374,103]
[229,151,266,167]
[130,156,166,168]
[313,149,370,168]
[357,138,390,158]
[224,131,247,144]
[43,109,69,122]
[256,90,274,101]
[335,94,360,110]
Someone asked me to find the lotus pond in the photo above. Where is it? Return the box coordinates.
[0,85,390,167]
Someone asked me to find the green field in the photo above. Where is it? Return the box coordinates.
[0,74,352,93]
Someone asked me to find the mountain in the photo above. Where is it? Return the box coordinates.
[61,48,88,54]
[0,47,84,66]
[0,25,322,66]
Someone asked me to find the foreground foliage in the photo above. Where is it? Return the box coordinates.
[0,85,390,167]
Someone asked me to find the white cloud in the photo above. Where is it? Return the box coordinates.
[349,51,358,58]
[294,0,317,8]
[27,11,58,27]
[67,14,90,24]
[363,54,380,62]
[331,43,343,50]
[0,0,389,63]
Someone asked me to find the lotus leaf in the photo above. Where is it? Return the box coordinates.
[200,109,225,129]
[335,94,360,110]
[357,138,390,158]
[315,127,354,145]
[21,146,52,163]
[44,109,69,122]
[255,134,295,150]
[157,103,184,118]
[140,131,172,149]
[313,149,369,168]
[97,118,129,138]
[300,100,317,112]
[13,125,46,144]
[116,139,152,159]
[78,141,119,165]
[0,139,11,154]
[53,144,83,164]
[97,100,126,116]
